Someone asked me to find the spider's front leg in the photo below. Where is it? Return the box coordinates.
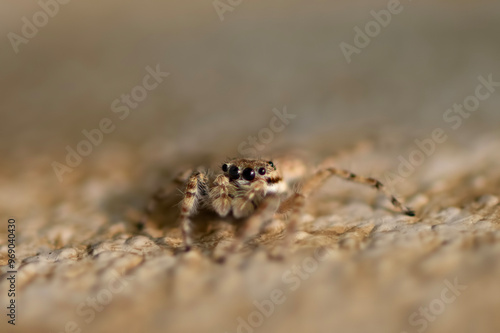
[138,168,193,231]
[178,170,209,251]
[216,179,278,259]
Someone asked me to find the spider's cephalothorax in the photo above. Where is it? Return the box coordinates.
[164,157,416,252]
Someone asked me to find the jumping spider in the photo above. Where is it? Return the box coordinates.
[143,157,415,253]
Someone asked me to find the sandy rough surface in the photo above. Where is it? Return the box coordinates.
[2,136,500,333]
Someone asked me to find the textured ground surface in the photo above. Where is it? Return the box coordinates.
[2,136,500,333]
[1,1,500,333]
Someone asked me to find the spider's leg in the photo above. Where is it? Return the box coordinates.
[266,192,307,253]
[138,168,193,230]
[217,192,280,260]
[178,171,208,251]
[302,167,415,216]
[277,192,306,235]
[239,193,279,239]
[276,166,414,250]
[232,179,268,219]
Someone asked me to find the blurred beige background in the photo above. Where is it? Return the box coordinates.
[1,1,500,333]
[1,0,499,164]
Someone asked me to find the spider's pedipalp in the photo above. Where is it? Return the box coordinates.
[209,174,234,217]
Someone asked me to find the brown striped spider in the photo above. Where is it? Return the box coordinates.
[143,157,415,253]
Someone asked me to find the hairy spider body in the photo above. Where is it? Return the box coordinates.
[171,158,415,252]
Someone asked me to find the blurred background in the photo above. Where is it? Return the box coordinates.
[1,1,500,333]
[1,0,499,168]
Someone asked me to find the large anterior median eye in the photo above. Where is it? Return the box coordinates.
[229,165,240,179]
[242,168,255,181]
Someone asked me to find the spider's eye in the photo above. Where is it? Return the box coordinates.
[229,165,240,179]
[268,161,275,168]
[222,164,228,172]
[242,168,255,181]
[258,167,266,175]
